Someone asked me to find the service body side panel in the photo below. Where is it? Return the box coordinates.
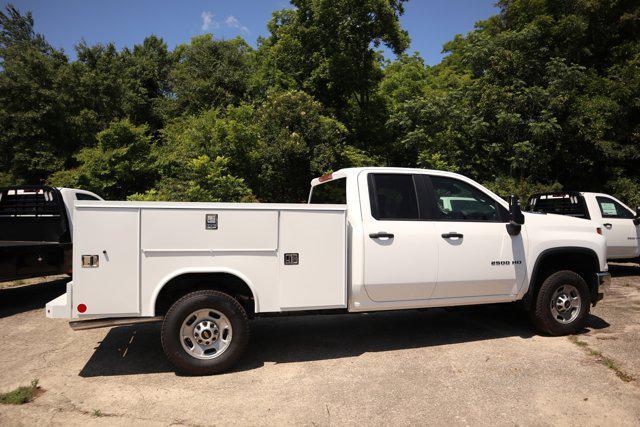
[278,210,347,310]
[140,208,281,314]
[69,201,346,318]
[72,207,140,317]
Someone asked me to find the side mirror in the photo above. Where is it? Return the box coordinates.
[510,195,525,225]
[506,195,525,236]
[634,206,640,226]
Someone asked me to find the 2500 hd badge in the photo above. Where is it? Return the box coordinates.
[491,260,523,266]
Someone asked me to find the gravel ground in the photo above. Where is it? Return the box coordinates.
[0,263,639,426]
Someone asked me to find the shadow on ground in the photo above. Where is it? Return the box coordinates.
[0,278,68,318]
[78,304,609,377]
[609,262,640,278]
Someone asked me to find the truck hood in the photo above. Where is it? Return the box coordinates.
[523,211,600,233]
[522,211,608,272]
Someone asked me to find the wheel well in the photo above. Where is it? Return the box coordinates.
[526,249,600,308]
[154,273,255,317]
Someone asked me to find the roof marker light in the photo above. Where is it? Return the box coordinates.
[318,173,333,183]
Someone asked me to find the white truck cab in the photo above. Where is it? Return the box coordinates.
[527,191,640,260]
[46,168,610,375]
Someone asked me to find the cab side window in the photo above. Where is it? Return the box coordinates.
[429,176,505,222]
[368,174,420,220]
[596,197,634,219]
[75,193,100,201]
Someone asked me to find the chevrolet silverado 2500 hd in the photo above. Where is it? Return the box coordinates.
[526,191,640,261]
[0,186,102,282]
[46,168,610,375]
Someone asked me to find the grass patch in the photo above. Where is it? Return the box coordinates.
[569,337,635,383]
[0,379,41,404]
[92,409,102,417]
[570,336,588,347]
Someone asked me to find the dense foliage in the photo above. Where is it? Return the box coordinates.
[1,1,639,206]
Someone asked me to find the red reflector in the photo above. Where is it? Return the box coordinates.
[318,173,333,182]
[77,304,87,313]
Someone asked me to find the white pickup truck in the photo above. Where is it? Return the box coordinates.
[46,168,610,375]
[526,192,640,261]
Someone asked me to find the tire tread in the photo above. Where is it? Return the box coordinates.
[161,290,249,375]
[532,270,590,336]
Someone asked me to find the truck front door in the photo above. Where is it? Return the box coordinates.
[425,175,527,299]
[360,172,439,302]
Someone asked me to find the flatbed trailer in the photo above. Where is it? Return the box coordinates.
[0,186,101,283]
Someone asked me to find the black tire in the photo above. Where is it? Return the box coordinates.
[161,290,249,375]
[531,270,590,336]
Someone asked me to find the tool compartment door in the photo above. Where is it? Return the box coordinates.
[72,207,140,316]
[278,209,347,310]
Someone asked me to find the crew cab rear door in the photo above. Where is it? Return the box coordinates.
[359,172,439,301]
[424,174,527,299]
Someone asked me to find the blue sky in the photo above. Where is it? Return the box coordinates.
[2,0,498,65]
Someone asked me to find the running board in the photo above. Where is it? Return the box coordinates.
[69,316,163,331]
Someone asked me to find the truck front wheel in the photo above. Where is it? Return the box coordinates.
[532,270,590,336]
[161,290,249,375]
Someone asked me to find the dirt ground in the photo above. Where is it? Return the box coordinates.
[0,264,639,426]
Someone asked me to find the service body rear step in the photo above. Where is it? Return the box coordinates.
[45,282,73,318]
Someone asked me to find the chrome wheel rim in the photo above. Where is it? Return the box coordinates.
[180,309,233,360]
[550,284,581,324]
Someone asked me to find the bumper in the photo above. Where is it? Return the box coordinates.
[594,272,611,304]
[45,281,72,319]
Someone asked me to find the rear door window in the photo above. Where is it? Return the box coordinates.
[368,174,419,220]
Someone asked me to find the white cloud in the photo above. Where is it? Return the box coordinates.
[224,15,250,34]
[201,11,219,31]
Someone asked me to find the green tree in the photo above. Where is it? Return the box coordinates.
[121,36,174,129]
[129,155,255,202]
[170,35,254,114]
[149,91,349,202]
[258,0,409,149]
[3,0,640,209]
[252,90,348,201]
[384,0,640,205]
[49,119,156,199]
[0,4,73,183]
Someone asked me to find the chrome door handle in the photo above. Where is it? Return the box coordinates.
[441,232,464,239]
[603,223,612,229]
[369,232,394,239]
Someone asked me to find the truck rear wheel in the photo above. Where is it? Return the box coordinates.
[532,270,590,336]
[161,290,249,375]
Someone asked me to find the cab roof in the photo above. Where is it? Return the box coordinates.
[310,167,468,186]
